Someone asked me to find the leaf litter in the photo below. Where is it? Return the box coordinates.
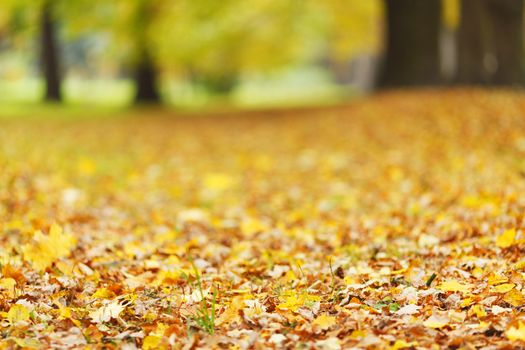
[2,90,525,348]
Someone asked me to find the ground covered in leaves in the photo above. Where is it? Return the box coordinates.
[3,90,525,349]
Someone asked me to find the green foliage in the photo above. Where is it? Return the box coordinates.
[187,257,217,335]
[0,0,384,98]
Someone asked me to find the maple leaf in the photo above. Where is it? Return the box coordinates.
[7,304,30,325]
[22,224,77,271]
[312,314,337,330]
[89,300,126,323]
[1,264,25,285]
[142,335,162,350]
[276,290,320,312]
[503,289,525,307]
[496,229,516,248]
[506,321,525,341]
[436,280,471,293]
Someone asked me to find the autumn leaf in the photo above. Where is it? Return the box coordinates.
[1,264,25,285]
[423,314,449,329]
[142,335,162,350]
[503,289,525,307]
[7,304,30,324]
[22,224,77,271]
[436,280,471,293]
[312,314,336,331]
[89,300,126,323]
[506,321,525,341]
[491,283,515,293]
[496,229,516,248]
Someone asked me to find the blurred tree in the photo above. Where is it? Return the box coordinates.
[457,0,491,84]
[487,0,524,85]
[457,0,524,86]
[0,0,64,101]
[314,0,381,88]
[40,0,61,101]
[379,0,442,87]
[102,0,162,104]
[152,0,316,96]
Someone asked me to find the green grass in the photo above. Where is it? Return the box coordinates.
[187,257,217,335]
[0,66,352,118]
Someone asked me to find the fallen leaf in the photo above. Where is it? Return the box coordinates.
[395,304,421,315]
[506,321,525,341]
[436,280,471,293]
[423,314,449,329]
[496,229,516,248]
[89,300,126,323]
[22,224,77,271]
[312,314,337,330]
[7,304,30,324]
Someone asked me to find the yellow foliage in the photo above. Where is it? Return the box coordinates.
[442,0,459,30]
[7,305,30,324]
[506,321,525,341]
[277,290,321,312]
[436,280,471,293]
[142,335,162,350]
[312,314,336,330]
[496,229,516,248]
[492,283,515,294]
[22,224,77,271]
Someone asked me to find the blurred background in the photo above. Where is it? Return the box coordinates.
[0,0,523,110]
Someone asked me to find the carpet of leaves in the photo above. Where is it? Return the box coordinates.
[3,90,525,349]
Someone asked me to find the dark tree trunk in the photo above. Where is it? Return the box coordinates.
[40,1,62,102]
[487,0,524,85]
[379,0,442,88]
[457,0,492,85]
[133,51,160,104]
[457,0,524,86]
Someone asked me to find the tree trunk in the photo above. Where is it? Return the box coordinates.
[379,0,442,88]
[457,0,491,85]
[133,50,161,104]
[457,0,524,86]
[40,1,62,102]
[487,0,524,85]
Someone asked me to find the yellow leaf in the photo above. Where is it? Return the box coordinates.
[143,335,162,350]
[488,274,508,285]
[514,260,525,269]
[0,278,16,290]
[216,296,244,326]
[390,340,418,350]
[349,330,366,340]
[503,289,525,307]
[312,314,336,330]
[22,224,77,271]
[13,338,41,349]
[277,290,320,312]
[7,304,30,324]
[469,305,486,318]
[436,280,471,293]
[460,297,476,308]
[496,229,516,248]
[92,288,116,299]
[492,283,515,293]
[506,321,525,341]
